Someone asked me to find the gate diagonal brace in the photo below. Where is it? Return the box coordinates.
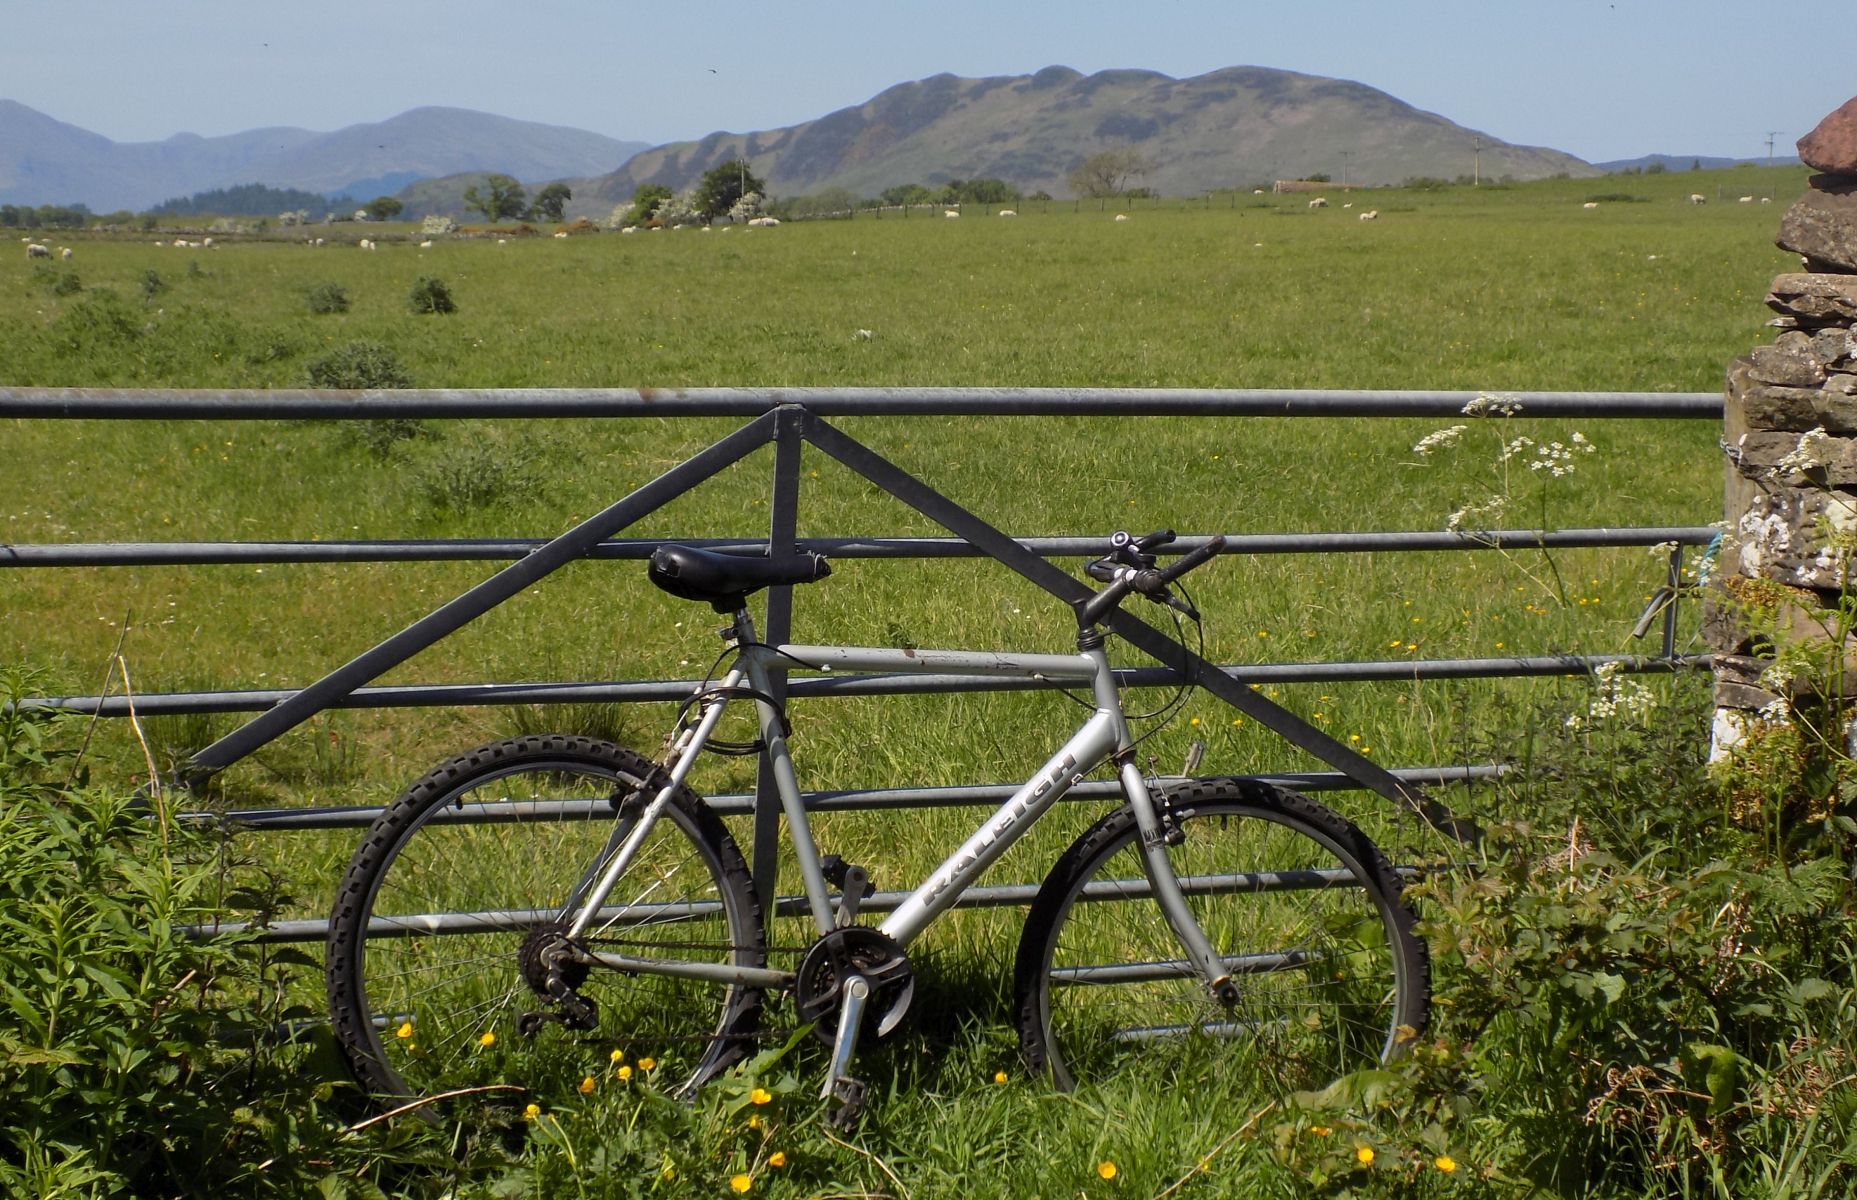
[797,410,1474,841]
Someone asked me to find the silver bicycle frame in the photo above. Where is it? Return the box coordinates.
[569,615,1230,991]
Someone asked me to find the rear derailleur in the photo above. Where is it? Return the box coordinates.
[515,923,600,1035]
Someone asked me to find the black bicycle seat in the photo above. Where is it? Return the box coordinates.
[647,544,831,611]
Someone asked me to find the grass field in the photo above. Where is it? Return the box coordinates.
[0,164,1829,1197]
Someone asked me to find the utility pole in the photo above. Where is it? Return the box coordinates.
[1473,136,1482,187]
[1339,150,1351,189]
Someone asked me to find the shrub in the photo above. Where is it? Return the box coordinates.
[303,341,431,456]
[48,289,142,354]
[139,268,166,301]
[302,339,411,390]
[50,271,82,296]
[413,438,536,511]
[305,280,349,314]
[406,275,456,315]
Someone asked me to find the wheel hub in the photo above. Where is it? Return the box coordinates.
[518,922,588,996]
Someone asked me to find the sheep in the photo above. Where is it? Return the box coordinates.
[1358,210,1379,221]
[1342,202,1353,209]
[59,246,73,259]
[358,238,375,251]
[1739,195,1754,203]
[1114,213,1129,222]
[621,226,637,234]
[173,238,189,247]
[313,238,325,247]
[746,216,780,227]
[25,243,49,259]
[1761,196,1772,204]
[998,209,1017,217]
[418,239,434,249]
[944,209,960,218]
[201,237,213,247]
[553,230,569,238]
[1583,201,1600,209]
[1689,193,1707,204]
[1308,197,1328,209]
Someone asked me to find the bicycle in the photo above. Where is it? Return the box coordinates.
[324,530,1429,1125]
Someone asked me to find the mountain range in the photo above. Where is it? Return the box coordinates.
[0,101,647,212]
[4,66,1618,215]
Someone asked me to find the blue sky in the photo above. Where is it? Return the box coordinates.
[6,0,1845,163]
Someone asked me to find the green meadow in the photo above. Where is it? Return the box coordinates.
[6,165,1850,1198]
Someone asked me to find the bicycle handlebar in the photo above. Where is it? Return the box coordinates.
[1077,533,1226,628]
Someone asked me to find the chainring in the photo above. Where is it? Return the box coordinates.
[794,926,915,1046]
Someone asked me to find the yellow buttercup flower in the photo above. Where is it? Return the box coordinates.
[616,1065,633,1081]
[1310,1125,1330,1137]
[993,1070,1008,1084]
[477,1031,495,1048]
[746,1113,761,1130]
[750,1087,772,1105]
[729,1174,752,1193]
[1434,1155,1457,1173]
[395,1022,413,1039]
[523,1103,541,1121]
[1096,1161,1118,1180]
[768,1152,787,1168]
[1355,1146,1375,1165]
[610,1048,626,1064]
[638,1057,656,1071]
[578,1075,596,1095]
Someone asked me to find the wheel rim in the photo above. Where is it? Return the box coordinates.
[1037,801,1417,1091]
[339,753,759,1108]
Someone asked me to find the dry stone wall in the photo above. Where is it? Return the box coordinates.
[1711,96,1857,755]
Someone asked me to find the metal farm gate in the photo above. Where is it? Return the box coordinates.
[0,386,1721,939]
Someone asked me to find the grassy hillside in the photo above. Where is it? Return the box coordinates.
[588,65,1599,207]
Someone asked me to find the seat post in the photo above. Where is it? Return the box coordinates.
[727,606,759,646]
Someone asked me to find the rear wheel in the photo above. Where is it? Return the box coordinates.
[1015,779,1427,1092]
[326,735,763,1117]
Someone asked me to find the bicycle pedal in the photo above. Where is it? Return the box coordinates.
[824,1076,868,1129]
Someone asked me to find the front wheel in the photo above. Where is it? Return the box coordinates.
[325,735,765,1118]
[1014,779,1428,1092]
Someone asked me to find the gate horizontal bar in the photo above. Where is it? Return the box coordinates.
[28,654,1709,716]
[0,526,1719,567]
[0,385,1722,420]
[197,765,1506,833]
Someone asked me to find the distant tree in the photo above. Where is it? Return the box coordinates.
[772,187,859,219]
[625,183,672,226]
[462,174,528,223]
[365,195,405,222]
[149,183,331,218]
[1645,161,1667,175]
[1067,149,1152,199]
[1690,158,1702,171]
[941,178,1018,204]
[880,183,933,206]
[530,182,573,222]
[693,159,767,221]
[1304,173,1332,183]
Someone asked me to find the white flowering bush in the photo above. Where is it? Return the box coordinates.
[1410,394,1596,601]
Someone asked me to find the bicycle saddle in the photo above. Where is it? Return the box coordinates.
[647,544,832,611]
